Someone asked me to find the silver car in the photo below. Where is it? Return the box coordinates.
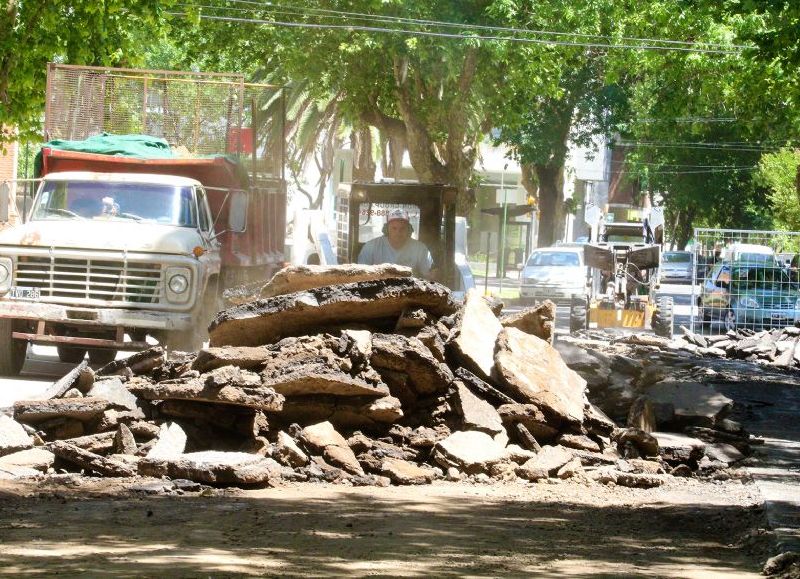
[520,247,586,303]
[660,251,694,284]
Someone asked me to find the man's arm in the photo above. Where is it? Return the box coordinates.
[357,239,376,265]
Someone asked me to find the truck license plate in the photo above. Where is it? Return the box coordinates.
[9,286,41,300]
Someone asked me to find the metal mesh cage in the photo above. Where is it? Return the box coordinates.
[692,228,800,334]
[45,63,285,179]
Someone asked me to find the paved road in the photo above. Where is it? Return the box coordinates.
[716,374,800,554]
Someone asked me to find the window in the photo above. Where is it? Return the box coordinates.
[662,252,692,263]
[33,180,198,227]
[527,252,580,267]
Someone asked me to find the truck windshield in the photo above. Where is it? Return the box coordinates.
[32,180,197,227]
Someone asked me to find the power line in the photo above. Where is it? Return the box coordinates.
[224,0,749,51]
[616,141,784,152]
[170,11,744,55]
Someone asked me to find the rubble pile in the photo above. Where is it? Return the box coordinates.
[675,326,800,368]
[0,266,748,488]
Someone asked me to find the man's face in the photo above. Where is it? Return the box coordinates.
[386,219,410,249]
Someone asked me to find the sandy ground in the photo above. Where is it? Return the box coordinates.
[0,475,770,577]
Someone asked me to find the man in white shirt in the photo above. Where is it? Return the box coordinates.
[358,208,434,278]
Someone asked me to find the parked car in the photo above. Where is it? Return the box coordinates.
[520,247,586,303]
[724,243,777,265]
[698,262,800,330]
[660,251,694,284]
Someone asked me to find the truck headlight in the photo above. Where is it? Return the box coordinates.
[0,257,11,293]
[165,267,192,304]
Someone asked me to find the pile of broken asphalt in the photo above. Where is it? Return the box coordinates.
[0,264,758,492]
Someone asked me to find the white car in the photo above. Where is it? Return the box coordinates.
[520,247,586,303]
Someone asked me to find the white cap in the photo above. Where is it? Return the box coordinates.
[387,208,410,223]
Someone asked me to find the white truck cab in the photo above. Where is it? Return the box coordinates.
[0,171,224,374]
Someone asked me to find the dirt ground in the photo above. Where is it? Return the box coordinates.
[0,475,771,577]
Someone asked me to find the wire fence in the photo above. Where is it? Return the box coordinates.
[45,63,285,179]
[691,228,800,334]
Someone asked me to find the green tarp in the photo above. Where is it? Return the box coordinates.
[34,133,174,176]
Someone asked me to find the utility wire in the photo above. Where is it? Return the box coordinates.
[224,0,749,51]
[169,11,744,54]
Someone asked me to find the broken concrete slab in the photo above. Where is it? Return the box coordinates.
[380,457,434,485]
[454,367,515,407]
[515,445,574,481]
[210,277,456,347]
[34,361,91,400]
[146,423,187,460]
[0,447,54,472]
[138,451,283,485]
[627,396,657,433]
[615,428,659,458]
[497,403,559,443]
[299,421,363,475]
[49,441,137,477]
[432,430,507,475]
[158,400,268,438]
[97,347,165,378]
[652,432,706,464]
[114,424,138,455]
[705,442,744,465]
[644,381,733,427]
[279,395,403,429]
[127,369,285,412]
[447,289,503,383]
[0,415,32,456]
[500,301,555,344]
[63,431,115,454]
[87,378,139,412]
[370,333,453,396]
[13,398,111,424]
[260,264,412,299]
[192,346,272,373]
[274,431,308,468]
[453,381,504,436]
[494,328,587,425]
[556,433,601,453]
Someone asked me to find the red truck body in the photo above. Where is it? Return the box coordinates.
[38,147,286,276]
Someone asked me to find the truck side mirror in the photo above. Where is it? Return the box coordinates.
[228,190,248,233]
[0,182,9,223]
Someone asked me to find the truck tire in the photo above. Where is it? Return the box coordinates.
[0,319,26,375]
[57,345,87,364]
[652,296,674,338]
[88,348,117,367]
[569,296,588,334]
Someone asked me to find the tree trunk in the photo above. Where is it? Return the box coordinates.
[534,163,564,247]
[675,208,696,249]
[351,126,376,182]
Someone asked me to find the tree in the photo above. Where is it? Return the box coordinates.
[178,0,508,211]
[0,0,172,142]
[755,148,800,231]
[487,0,631,247]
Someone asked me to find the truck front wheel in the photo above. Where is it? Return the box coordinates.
[0,319,27,375]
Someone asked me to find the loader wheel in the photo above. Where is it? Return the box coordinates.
[57,345,87,364]
[569,296,588,334]
[652,296,674,338]
[0,319,27,375]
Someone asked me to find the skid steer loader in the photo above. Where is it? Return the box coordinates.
[569,204,674,338]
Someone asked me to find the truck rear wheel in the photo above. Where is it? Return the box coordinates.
[88,348,117,367]
[0,319,27,375]
[652,296,674,338]
[57,345,87,364]
[569,296,588,334]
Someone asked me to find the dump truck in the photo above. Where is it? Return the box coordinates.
[0,64,285,375]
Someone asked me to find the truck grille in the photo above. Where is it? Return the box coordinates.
[15,256,163,304]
